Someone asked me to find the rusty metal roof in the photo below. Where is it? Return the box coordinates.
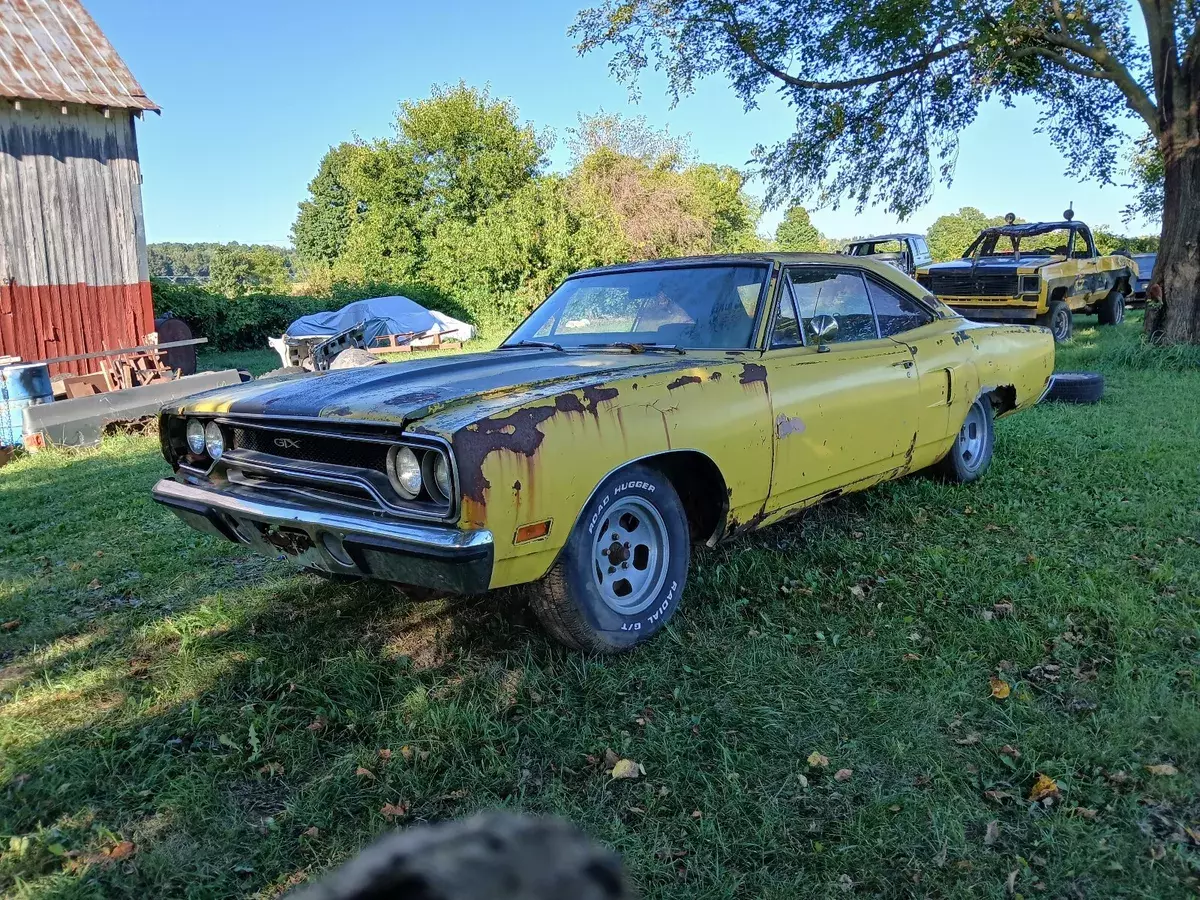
[0,0,158,111]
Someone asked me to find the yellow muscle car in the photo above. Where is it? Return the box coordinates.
[916,212,1137,342]
[153,254,1054,652]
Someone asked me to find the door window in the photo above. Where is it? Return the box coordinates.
[787,267,879,343]
[771,280,804,347]
[866,278,934,337]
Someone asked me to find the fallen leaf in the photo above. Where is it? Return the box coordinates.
[302,826,319,838]
[984,788,1016,804]
[990,677,1012,700]
[690,809,702,819]
[1071,807,1098,819]
[355,767,375,780]
[0,619,19,632]
[903,652,922,661]
[1146,763,1178,777]
[955,733,981,746]
[985,523,1001,532]
[440,788,469,801]
[849,584,866,600]
[417,750,430,762]
[377,748,392,761]
[1149,843,1166,861]
[999,744,1021,760]
[984,820,1000,846]
[306,717,326,733]
[400,745,414,761]
[87,578,102,590]
[834,768,853,782]
[1028,774,1060,802]
[380,801,409,819]
[610,758,643,780]
[602,748,620,770]
[796,773,808,789]
[258,762,284,776]
[1005,869,1018,895]
[992,601,1014,618]
[807,751,830,768]
[105,841,135,861]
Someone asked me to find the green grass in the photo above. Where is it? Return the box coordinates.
[2,316,1198,898]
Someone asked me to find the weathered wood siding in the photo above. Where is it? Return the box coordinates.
[0,99,154,374]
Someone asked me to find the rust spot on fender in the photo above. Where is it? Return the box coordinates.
[667,374,702,391]
[453,406,558,504]
[581,385,619,413]
[739,363,767,387]
[710,371,722,382]
[775,413,806,438]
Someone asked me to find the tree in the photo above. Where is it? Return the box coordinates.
[926,207,1007,262]
[573,1,1199,344]
[774,206,826,252]
[1123,133,1165,226]
[292,143,361,267]
[209,246,290,298]
[567,111,692,166]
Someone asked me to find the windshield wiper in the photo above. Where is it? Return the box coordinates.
[498,340,565,352]
[580,342,686,355]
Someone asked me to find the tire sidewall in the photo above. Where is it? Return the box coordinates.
[1051,303,1072,342]
[949,395,995,482]
[560,464,690,649]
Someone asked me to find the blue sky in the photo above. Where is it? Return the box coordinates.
[89,0,1159,246]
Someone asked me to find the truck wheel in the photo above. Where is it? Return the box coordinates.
[1037,299,1073,342]
[527,463,690,653]
[1096,290,1126,326]
[936,395,994,483]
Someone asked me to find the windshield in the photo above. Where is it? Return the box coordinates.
[965,227,1086,260]
[504,264,769,350]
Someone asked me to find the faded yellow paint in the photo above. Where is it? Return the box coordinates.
[917,253,1137,317]
[408,314,1053,590]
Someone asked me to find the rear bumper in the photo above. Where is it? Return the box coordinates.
[947,305,1040,322]
[152,477,493,593]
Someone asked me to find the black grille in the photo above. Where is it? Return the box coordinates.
[929,273,1020,297]
[230,426,389,473]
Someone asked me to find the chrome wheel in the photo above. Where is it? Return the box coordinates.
[591,495,670,615]
[957,402,987,473]
[1052,305,1072,341]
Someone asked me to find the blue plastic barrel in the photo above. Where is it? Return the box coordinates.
[0,363,54,447]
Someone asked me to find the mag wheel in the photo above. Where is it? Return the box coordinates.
[1039,299,1074,342]
[1096,289,1126,326]
[937,395,995,483]
[527,463,690,653]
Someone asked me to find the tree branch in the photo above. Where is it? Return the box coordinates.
[1012,45,1114,81]
[727,30,971,91]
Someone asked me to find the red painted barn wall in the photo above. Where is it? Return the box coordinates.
[0,102,153,376]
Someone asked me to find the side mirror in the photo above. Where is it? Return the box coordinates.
[808,314,838,351]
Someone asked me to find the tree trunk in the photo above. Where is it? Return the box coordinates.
[1144,142,1200,344]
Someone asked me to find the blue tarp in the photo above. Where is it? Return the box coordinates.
[285,296,439,339]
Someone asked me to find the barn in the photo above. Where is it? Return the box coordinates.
[0,0,158,376]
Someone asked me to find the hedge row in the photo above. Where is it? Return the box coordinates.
[151,280,474,351]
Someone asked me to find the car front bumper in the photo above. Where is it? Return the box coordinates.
[152,478,494,593]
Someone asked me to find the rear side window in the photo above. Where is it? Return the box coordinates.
[788,267,879,343]
[866,278,934,336]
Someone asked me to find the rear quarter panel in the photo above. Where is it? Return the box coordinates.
[963,322,1055,413]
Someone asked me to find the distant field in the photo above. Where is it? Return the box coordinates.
[2,317,1198,898]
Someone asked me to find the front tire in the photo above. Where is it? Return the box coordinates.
[1037,299,1074,343]
[937,395,995,483]
[527,464,690,653]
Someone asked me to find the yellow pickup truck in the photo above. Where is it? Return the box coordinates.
[916,212,1137,342]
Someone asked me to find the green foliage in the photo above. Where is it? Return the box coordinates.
[148,242,294,281]
[291,143,361,267]
[774,206,826,252]
[1123,133,1165,225]
[208,246,291,298]
[4,319,1200,897]
[150,279,461,351]
[925,207,1008,262]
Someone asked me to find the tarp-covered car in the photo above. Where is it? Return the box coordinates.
[154,254,1054,652]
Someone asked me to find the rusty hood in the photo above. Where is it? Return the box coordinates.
[171,348,700,430]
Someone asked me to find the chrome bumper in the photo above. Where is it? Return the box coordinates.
[152,477,494,593]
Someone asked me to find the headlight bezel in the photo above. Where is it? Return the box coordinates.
[387,445,424,499]
[185,418,207,455]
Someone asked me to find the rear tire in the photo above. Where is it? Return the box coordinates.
[1044,372,1105,404]
[1037,299,1073,342]
[1096,289,1126,326]
[936,395,994,483]
[527,463,690,653]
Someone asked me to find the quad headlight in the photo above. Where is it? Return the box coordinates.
[388,446,423,499]
[185,418,206,455]
[434,453,453,500]
[204,421,225,460]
